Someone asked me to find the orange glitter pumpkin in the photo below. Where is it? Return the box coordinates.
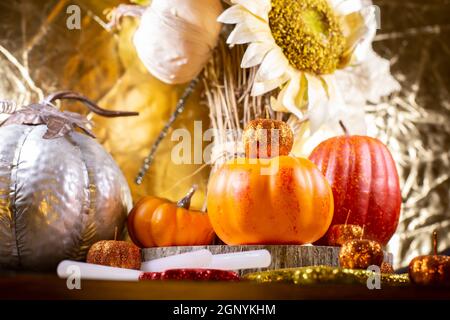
[207,119,334,245]
[409,231,450,286]
[128,186,215,247]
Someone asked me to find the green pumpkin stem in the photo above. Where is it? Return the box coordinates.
[177,185,198,209]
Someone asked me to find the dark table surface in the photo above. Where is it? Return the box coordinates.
[1,273,449,300]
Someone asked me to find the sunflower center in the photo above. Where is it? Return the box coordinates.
[269,0,345,75]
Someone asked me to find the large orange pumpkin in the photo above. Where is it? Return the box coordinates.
[128,186,215,247]
[207,119,334,245]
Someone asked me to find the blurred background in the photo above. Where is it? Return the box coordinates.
[0,0,448,269]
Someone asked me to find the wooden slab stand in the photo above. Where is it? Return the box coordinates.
[143,245,393,275]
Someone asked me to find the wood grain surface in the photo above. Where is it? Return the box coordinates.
[142,245,394,275]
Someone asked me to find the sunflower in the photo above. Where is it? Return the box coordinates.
[218,0,377,125]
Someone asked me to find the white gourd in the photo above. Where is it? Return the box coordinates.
[133,0,223,84]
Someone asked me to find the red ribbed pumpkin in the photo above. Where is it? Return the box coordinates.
[309,127,401,246]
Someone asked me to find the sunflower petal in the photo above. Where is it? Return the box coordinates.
[270,95,288,113]
[251,73,289,96]
[332,0,363,15]
[218,5,251,24]
[241,42,274,68]
[255,47,289,81]
[307,74,346,133]
[304,73,330,133]
[305,73,327,109]
[232,0,272,21]
[321,74,342,100]
[339,13,368,67]
[226,16,272,45]
[307,100,332,134]
[352,6,377,62]
[327,0,344,8]
[340,5,377,66]
[278,71,308,119]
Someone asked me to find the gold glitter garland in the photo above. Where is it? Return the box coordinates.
[244,266,410,286]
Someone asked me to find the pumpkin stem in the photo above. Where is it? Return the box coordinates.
[177,185,198,209]
[339,120,350,136]
[43,91,139,118]
[344,209,351,226]
[432,230,438,256]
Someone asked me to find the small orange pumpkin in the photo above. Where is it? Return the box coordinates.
[128,185,215,247]
[207,119,334,245]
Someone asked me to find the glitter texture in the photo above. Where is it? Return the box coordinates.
[381,261,395,274]
[326,224,364,246]
[339,239,384,269]
[140,269,240,281]
[409,255,450,286]
[243,119,294,158]
[87,240,141,270]
[245,266,410,286]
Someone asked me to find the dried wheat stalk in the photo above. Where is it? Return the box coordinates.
[202,39,305,167]
[203,39,302,166]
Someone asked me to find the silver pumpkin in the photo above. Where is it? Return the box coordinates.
[0,92,137,271]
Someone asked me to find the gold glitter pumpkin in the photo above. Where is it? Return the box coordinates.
[408,231,450,286]
[325,224,364,247]
[243,118,294,158]
[409,256,450,286]
[339,239,384,269]
[87,240,141,270]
